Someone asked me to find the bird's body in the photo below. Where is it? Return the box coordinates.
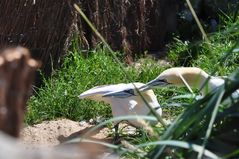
[206,76,225,92]
[79,83,162,127]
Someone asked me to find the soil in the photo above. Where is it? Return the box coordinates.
[20,118,111,146]
[19,118,170,158]
[19,118,138,158]
[20,118,171,147]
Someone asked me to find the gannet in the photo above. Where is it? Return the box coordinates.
[140,67,238,99]
[79,83,162,127]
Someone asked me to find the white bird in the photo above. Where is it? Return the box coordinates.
[79,83,162,127]
[140,67,239,98]
[79,82,162,141]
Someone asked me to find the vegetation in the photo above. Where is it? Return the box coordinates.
[26,4,239,159]
[26,46,170,124]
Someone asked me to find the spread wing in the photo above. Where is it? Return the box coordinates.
[79,83,129,99]
[79,83,144,99]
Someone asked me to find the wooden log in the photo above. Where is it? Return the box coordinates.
[0,47,38,137]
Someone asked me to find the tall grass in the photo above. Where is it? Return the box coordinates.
[26,46,170,124]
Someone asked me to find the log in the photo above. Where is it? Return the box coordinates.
[0,47,38,137]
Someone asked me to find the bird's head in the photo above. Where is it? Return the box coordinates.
[140,67,209,91]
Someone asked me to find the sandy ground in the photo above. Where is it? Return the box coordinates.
[20,118,171,147]
[19,119,138,158]
[20,118,111,146]
[19,118,171,158]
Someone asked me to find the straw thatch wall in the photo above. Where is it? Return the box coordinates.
[0,0,78,76]
[1,0,235,76]
[0,0,179,70]
[80,0,178,62]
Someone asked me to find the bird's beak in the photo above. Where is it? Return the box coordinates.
[139,79,169,91]
[78,94,85,99]
[102,90,134,98]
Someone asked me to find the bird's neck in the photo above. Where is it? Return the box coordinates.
[198,75,215,95]
[180,71,221,95]
[187,71,211,95]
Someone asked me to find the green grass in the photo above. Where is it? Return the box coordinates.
[167,16,239,76]
[26,46,172,124]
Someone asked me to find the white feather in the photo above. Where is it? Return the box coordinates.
[210,77,239,103]
[209,77,225,89]
[79,83,136,99]
[128,100,138,110]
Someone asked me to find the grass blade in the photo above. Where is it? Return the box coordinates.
[223,149,239,159]
[137,140,219,159]
[80,115,158,139]
[65,138,145,157]
[197,87,225,159]
[185,0,209,43]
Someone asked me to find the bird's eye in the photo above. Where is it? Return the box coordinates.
[157,79,171,85]
[158,79,168,83]
[125,89,135,95]
[154,106,161,110]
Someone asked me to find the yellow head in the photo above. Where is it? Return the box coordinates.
[140,67,209,91]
